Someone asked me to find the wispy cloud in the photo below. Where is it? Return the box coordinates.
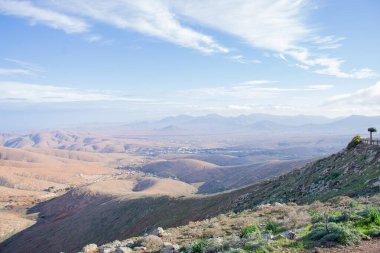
[172,0,375,78]
[0,58,44,77]
[0,0,88,33]
[288,51,377,79]
[312,35,345,50]
[305,84,334,91]
[0,81,152,103]
[0,68,31,76]
[322,81,380,115]
[329,81,380,106]
[46,0,229,54]
[238,80,278,86]
[0,0,375,77]
[229,55,261,64]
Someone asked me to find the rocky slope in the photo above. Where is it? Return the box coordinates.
[1,142,380,253]
[79,195,380,253]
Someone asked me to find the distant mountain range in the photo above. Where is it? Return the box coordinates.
[129,114,380,135]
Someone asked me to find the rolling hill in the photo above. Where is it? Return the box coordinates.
[1,140,380,253]
[140,158,308,193]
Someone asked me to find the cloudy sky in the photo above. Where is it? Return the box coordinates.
[0,0,380,130]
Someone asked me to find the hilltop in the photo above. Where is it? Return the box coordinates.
[1,140,380,253]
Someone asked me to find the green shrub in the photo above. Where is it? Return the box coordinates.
[264,220,284,235]
[240,225,259,238]
[368,208,380,225]
[355,208,380,236]
[191,240,208,253]
[348,201,359,208]
[308,222,362,245]
[357,208,380,226]
[310,210,323,223]
[347,135,362,150]
[244,241,273,253]
[252,244,273,253]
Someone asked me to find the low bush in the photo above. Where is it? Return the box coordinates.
[308,222,362,245]
[283,210,311,229]
[264,220,284,235]
[347,135,362,150]
[240,225,259,238]
[138,235,163,252]
[191,240,208,253]
[355,207,380,236]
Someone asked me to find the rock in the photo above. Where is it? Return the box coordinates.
[161,242,180,253]
[205,247,218,253]
[82,244,98,253]
[121,239,135,247]
[133,246,147,251]
[262,233,273,240]
[112,240,122,247]
[115,246,133,253]
[283,230,297,240]
[312,247,321,253]
[152,227,169,237]
[98,246,116,253]
[273,234,285,240]
[363,235,372,241]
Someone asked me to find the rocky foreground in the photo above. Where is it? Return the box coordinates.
[79,195,380,253]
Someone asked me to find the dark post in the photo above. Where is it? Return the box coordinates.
[368,127,377,145]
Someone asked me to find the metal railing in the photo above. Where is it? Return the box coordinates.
[362,137,380,146]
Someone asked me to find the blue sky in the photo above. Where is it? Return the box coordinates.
[0,0,380,130]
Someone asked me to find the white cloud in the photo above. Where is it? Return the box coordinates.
[305,84,334,91]
[85,34,102,43]
[312,35,345,50]
[329,81,380,105]
[0,68,31,75]
[4,58,44,73]
[0,0,88,33]
[172,0,375,78]
[238,80,278,86]
[0,58,44,77]
[229,55,261,64]
[45,0,228,54]
[0,81,152,103]
[0,0,375,77]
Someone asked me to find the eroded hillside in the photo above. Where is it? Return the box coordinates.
[1,141,380,253]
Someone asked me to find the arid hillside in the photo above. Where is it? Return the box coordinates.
[1,141,380,253]
[141,158,308,193]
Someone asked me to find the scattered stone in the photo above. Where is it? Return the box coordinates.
[161,242,180,253]
[121,239,135,248]
[115,246,133,253]
[112,240,122,247]
[133,246,147,251]
[98,249,113,253]
[152,227,169,237]
[82,244,98,253]
[98,246,116,253]
[363,235,372,241]
[273,234,285,240]
[262,233,273,240]
[283,230,297,240]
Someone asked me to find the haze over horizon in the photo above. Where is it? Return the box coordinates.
[1,0,380,131]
